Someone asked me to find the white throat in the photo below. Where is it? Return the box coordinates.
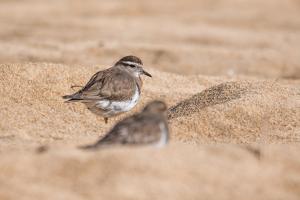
[133,72,140,78]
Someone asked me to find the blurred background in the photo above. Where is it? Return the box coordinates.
[0,0,299,78]
[0,1,300,199]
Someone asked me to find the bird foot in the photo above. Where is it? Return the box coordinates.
[104,118,108,124]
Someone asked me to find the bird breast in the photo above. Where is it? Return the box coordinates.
[96,85,140,113]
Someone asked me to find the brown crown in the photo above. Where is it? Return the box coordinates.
[116,55,143,65]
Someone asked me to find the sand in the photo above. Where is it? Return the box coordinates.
[0,0,300,199]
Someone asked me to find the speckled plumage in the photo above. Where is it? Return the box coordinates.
[63,56,152,123]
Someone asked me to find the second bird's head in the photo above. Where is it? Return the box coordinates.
[143,100,168,114]
[115,55,152,78]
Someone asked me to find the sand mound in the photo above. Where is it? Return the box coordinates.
[168,81,249,119]
[168,81,299,144]
[1,63,298,147]
[0,63,300,199]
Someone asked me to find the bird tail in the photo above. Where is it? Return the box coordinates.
[78,142,109,150]
[78,144,97,150]
[78,137,113,150]
[62,93,105,102]
[62,92,83,102]
[62,94,74,99]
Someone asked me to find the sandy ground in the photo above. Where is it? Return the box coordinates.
[0,0,300,199]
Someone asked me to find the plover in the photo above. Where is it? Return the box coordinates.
[80,100,169,149]
[63,55,152,123]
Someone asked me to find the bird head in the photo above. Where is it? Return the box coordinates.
[143,100,167,114]
[116,55,152,78]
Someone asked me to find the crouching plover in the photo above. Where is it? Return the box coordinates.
[80,100,169,149]
[63,56,152,123]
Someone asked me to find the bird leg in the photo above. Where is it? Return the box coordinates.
[104,117,108,124]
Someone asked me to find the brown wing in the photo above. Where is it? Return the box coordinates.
[63,69,107,101]
[81,70,105,92]
[64,68,136,101]
[98,71,137,101]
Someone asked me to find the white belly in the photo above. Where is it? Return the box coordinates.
[96,85,140,116]
[156,122,169,148]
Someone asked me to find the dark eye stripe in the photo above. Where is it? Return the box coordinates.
[121,61,137,68]
[127,64,136,68]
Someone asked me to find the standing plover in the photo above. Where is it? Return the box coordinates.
[63,55,152,123]
[80,100,169,149]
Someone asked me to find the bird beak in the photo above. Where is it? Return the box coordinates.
[142,70,152,77]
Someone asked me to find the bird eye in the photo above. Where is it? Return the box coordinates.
[128,64,136,68]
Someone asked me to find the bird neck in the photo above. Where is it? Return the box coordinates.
[136,76,142,92]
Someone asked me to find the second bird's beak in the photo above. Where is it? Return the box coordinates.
[142,70,152,77]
